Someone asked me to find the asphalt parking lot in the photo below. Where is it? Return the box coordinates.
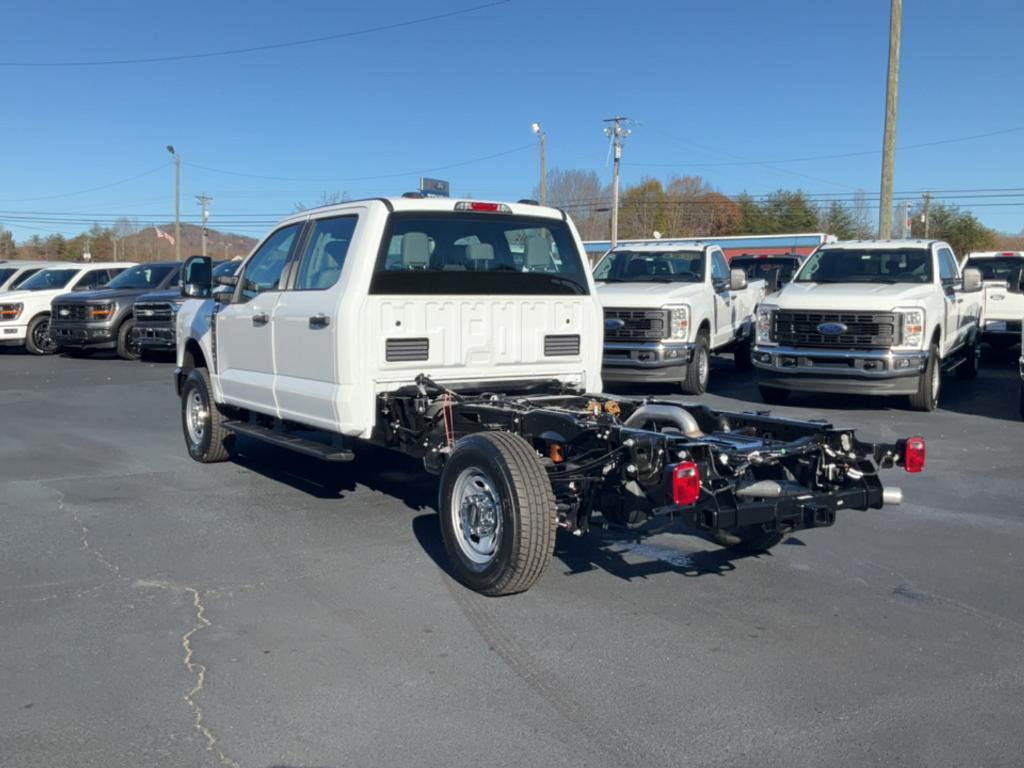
[2,348,1022,768]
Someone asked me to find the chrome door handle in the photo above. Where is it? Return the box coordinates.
[252,312,269,326]
[308,314,330,329]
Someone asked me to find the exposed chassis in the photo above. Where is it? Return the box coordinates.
[376,376,914,545]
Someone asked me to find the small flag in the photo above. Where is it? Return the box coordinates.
[154,226,175,246]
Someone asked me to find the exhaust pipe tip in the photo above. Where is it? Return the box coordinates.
[882,487,903,506]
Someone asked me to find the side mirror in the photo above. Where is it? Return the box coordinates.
[729,268,748,292]
[1007,266,1024,294]
[181,255,212,298]
[961,267,983,293]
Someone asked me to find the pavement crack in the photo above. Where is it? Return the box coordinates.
[60,488,123,579]
[138,579,242,768]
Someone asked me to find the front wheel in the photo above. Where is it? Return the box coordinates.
[679,331,710,395]
[908,344,941,411]
[180,368,233,463]
[439,432,556,596]
[116,317,141,361]
[25,314,58,355]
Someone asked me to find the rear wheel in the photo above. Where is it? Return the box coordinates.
[715,526,786,552]
[25,314,57,355]
[908,343,941,411]
[758,384,790,405]
[439,431,556,596]
[181,368,233,463]
[679,331,710,395]
[116,317,141,361]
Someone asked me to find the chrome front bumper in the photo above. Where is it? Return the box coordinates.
[603,341,695,369]
[753,345,928,379]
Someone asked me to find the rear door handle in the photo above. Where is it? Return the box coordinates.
[309,314,330,329]
[252,312,269,326]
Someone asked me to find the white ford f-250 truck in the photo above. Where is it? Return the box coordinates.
[593,243,763,394]
[174,197,924,595]
[754,239,984,411]
[962,251,1024,353]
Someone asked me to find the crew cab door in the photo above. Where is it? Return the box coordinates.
[216,223,302,414]
[273,213,359,430]
[709,249,735,347]
[936,246,964,355]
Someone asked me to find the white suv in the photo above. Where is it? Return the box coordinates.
[754,240,983,411]
[0,262,133,354]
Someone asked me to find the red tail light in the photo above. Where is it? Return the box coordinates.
[672,461,701,506]
[903,436,926,473]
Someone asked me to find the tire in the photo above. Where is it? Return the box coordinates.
[181,368,233,463]
[116,317,141,361]
[439,431,556,596]
[733,334,754,371]
[758,384,790,405]
[25,314,58,355]
[680,330,710,395]
[714,526,786,553]
[908,343,941,411]
[956,337,980,380]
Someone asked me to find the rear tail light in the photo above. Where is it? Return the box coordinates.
[902,436,926,473]
[672,461,701,506]
[454,201,511,213]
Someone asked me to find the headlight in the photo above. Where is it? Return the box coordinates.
[0,303,23,321]
[664,305,690,340]
[896,308,925,349]
[757,306,775,345]
[89,303,115,320]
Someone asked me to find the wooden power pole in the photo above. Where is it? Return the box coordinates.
[878,0,902,238]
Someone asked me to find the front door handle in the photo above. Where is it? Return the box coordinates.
[252,312,269,326]
[309,314,330,329]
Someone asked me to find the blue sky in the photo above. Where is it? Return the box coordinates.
[1,0,1022,241]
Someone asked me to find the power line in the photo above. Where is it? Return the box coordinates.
[629,124,1024,169]
[0,163,171,203]
[0,1,511,67]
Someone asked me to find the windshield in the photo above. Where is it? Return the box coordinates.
[106,263,177,290]
[20,268,80,291]
[594,250,704,283]
[964,256,1024,281]
[371,213,589,295]
[795,248,932,284]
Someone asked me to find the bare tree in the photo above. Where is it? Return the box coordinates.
[533,168,610,241]
[294,191,350,213]
[851,190,875,239]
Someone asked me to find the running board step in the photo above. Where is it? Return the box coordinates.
[223,420,355,462]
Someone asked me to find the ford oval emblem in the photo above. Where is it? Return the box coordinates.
[816,322,847,335]
[605,318,626,331]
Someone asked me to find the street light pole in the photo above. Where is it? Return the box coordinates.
[167,145,181,261]
[531,122,547,206]
[878,0,902,238]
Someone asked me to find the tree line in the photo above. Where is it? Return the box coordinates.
[536,168,1019,257]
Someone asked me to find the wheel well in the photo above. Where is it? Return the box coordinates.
[177,339,207,395]
[698,319,711,338]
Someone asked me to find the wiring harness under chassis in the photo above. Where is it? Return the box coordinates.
[377,376,923,544]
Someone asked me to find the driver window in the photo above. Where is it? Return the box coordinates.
[937,248,958,285]
[238,224,301,302]
[711,250,729,281]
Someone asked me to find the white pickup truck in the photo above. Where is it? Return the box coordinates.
[173,197,922,595]
[963,251,1024,352]
[754,239,984,411]
[593,244,763,394]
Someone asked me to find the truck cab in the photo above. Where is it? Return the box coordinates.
[962,251,1024,353]
[593,244,763,394]
[754,240,984,411]
[176,197,603,437]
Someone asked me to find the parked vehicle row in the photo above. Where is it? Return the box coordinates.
[168,196,925,596]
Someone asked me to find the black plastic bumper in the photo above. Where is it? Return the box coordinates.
[50,324,116,349]
[136,324,176,349]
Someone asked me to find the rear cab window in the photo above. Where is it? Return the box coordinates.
[370,213,589,295]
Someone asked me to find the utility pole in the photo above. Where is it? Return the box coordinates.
[604,116,631,249]
[196,193,213,256]
[531,122,547,205]
[166,145,181,261]
[878,0,902,238]
[110,233,118,262]
[922,192,932,238]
